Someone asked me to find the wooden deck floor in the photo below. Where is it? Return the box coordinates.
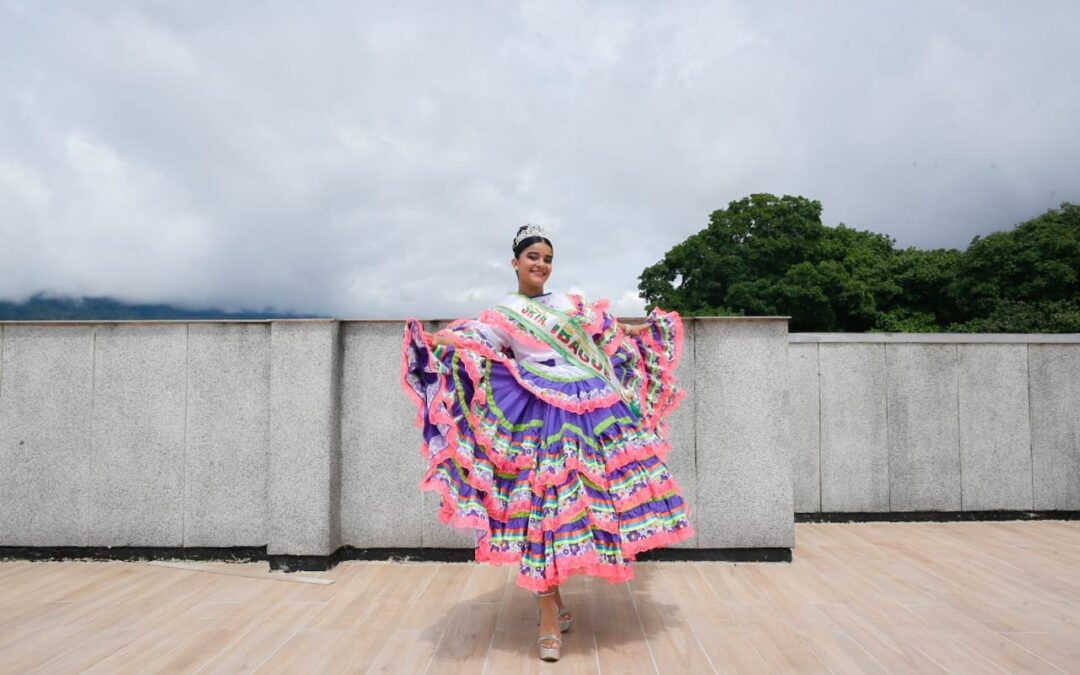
[1,521,1078,674]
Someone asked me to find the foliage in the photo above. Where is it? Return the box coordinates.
[639,195,1080,333]
[946,299,1080,333]
[870,308,943,333]
[640,194,896,331]
[946,203,1080,331]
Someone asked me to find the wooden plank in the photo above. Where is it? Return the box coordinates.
[363,564,456,674]
[1,521,1078,674]
[193,601,325,673]
[590,573,655,673]
[425,601,500,674]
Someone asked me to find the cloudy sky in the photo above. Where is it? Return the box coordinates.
[2,1,1077,318]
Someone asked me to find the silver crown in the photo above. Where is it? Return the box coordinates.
[514,224,548,248]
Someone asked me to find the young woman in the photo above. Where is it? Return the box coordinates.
[401,224,694,661]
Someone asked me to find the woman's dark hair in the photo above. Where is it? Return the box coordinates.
[513,225,553,257]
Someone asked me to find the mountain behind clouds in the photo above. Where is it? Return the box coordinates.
[0,293,319,321]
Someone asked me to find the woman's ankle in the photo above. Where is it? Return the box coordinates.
[552,586,564,611]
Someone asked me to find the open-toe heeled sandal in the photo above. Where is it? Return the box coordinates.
[537,607,573,633]
[557,604,574,630]
[557,606,572,632]
[534,590,563,661]
[534,590,573,633]
[537,633,562,662]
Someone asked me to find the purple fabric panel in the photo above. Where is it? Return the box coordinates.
[436,457,479,499]
[487,361,634,423]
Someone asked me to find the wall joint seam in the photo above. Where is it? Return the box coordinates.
[816,343,823,513]
[181,324,190,547]
[86,328,98,546]
[884,343,891,513]
[956,343,964,512]
[692,321,699,545]
[1026,344,1036,509]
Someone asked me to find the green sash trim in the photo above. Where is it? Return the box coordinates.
[494,300,611,381]
[494,295,641,415]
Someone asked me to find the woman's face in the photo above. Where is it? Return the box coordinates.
[513,241,553,287]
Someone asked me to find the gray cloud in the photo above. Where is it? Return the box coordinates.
[2,1,1077,318]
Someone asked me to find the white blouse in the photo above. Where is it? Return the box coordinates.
[468,290,597,381]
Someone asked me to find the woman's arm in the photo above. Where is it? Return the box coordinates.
[430,319,511,352]
[431,331,452,347]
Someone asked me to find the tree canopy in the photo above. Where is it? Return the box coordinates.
[639,194,1080,332]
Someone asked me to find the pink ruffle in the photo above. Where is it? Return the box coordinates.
[399,319,430,428]
[517,554,637,592]
[420,427,535,528]
[511,520,697,592]
[628,308,685,433]
[567,293,609,336]
[621,523,696,559]
[522,437,672,496]
[604,436,673,473]
[426,480,490,532]
[610,474,687,513]
[644,308,685,361]
[403,322,515,532]
[539,495,595,533]
[438,320,625,415]
[526,449,612,495]
[474,545,523,565]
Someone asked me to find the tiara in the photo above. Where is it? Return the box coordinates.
[514,224,548,248]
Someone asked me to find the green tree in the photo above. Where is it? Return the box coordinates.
[876,247,964,330]
[640,196,1080,332]
[947,203,1080,329]
[948,298,1080,333]
[639,193,897,331]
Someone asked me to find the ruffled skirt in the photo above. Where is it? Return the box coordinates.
[400,314,694,591]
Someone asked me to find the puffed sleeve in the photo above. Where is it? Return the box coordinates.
[438,318,511,356]
[400,311,513,454]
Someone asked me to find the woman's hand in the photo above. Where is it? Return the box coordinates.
[431,332,453,347]
[624,323,647,337]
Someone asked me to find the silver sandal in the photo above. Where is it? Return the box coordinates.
[534,590,572,632]
[534,590,563,661]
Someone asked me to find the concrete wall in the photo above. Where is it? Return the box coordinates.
[186,323,270,547]
[3,317,793,556]
[340,322,426,548]
[338,317,794,550]
[0,320,341,555]
[3,320,1077,559]
[268,321,342,556]
[694,320,793,548]
[789,333,1080,513]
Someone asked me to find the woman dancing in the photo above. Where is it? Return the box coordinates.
[401,224,694,661]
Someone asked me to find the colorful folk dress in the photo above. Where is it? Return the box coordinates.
[400,290,694,591]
